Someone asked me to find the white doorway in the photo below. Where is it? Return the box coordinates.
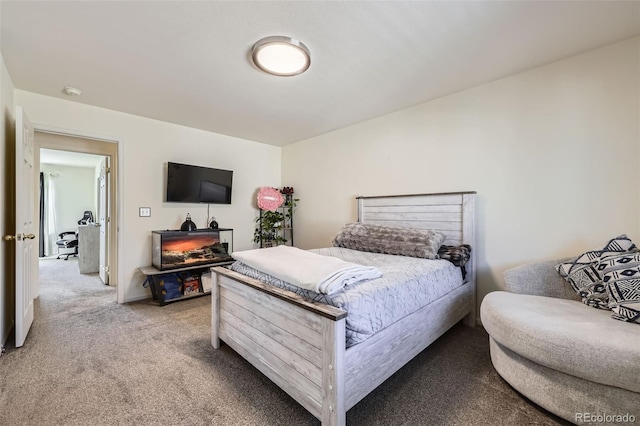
[34,129,121,302]
[40,151,108,280]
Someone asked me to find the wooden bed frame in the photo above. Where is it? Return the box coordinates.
[211,191,476,425]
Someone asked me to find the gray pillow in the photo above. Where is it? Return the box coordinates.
[555,234,638,309]
[332,222,446,259]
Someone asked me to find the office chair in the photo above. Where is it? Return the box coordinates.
[55,231,78,260]
[78,211,94,225]
[55,211,94,260]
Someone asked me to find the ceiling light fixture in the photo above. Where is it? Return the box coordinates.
[251,36,310,77]
[63,86,82,96]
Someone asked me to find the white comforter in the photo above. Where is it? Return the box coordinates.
[231,245,382,294]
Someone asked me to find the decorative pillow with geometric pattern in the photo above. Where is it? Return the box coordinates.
[555,235,638,310]
[596,252,640,324]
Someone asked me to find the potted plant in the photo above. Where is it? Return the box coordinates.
[253,209,286,247]
[254,186,298,247]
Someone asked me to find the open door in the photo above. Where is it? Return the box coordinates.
[4,107,38,347]
[98,156,109,285]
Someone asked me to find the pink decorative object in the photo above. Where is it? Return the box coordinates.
[257,187,284,211]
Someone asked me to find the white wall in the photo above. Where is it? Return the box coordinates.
[282,37,640,316]
[1,50,16,346]
[15,90,281,302]
[40,163,97,256]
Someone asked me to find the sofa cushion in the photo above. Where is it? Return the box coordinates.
[504,257,580,301]
[488,337,640,422]
[597,253,640,324]
[480,291,640,393]
[555,235,637,309]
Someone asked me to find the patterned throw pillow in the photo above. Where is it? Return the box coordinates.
[596,252,640,324]
[332,222,446,259]
[555,235,638,309]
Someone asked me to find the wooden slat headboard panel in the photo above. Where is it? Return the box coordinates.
[357,192,476,247]
[357,191,477,311]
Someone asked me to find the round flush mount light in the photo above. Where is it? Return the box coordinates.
[251,36,310,77]
[63,86,82,96]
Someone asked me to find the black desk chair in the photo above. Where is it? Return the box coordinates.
[55,211,94,260]
[78,210,94,225]
[55,231,78,260]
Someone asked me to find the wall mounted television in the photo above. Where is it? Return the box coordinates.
[166,162,233,204]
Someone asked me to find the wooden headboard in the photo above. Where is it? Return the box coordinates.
[357,191,477,296]
[356,192,476,245]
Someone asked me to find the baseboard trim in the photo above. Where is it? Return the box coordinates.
[123,294,152,303]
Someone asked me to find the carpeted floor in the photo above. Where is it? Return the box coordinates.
[0,257,568,425]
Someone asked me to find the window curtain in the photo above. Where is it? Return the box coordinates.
[39,172,45,257]
[43,173,58,256]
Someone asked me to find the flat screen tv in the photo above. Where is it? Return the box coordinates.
[166,162,233,204]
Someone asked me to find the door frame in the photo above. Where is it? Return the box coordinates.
[34,124,124,304]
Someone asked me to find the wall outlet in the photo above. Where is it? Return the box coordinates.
[139,207,151,217]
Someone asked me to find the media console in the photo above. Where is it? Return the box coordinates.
[143,228,234,305]
[140,261,234,306]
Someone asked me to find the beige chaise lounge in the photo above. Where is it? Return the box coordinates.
[480,258,640,424]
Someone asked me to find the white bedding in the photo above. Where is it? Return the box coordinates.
[230,247,465,347]
[231,245,382,294]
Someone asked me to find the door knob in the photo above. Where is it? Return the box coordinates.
[3,234,36,241]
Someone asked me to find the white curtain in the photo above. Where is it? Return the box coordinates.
[43,174,58,256]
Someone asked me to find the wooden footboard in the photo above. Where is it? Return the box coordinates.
[212,267,348,425]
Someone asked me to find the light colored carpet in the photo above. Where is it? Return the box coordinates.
[0,258,567,425]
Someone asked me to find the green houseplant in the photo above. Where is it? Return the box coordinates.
[253,209,286,247]
[254,187,298,247]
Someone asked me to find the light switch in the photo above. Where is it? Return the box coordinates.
[139,207,151,217]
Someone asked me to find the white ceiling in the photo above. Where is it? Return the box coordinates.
[40,148,104,168]
[2,1,639,147]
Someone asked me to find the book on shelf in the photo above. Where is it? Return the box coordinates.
[182,275,201,296]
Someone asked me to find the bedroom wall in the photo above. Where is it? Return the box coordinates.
[282,36,640,318]
[14,90,281,302]
[0,49,16,346]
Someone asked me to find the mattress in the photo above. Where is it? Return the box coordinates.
[229,247,465,347]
